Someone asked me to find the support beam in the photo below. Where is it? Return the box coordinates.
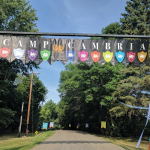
[0,31,150,38]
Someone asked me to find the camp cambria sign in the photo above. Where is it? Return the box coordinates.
[0,35,149,66]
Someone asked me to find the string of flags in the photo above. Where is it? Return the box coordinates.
[101,121,106,129]
[115,98,150,148]
[49,122,54,128]
[42,122,48,130]
[42,122,54,130]
[116,100,149,109]
[0,35,149,66]
[136,100,150,148]
[68,122,106,129]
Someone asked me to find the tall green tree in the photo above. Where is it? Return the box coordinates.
[101,22,122,36]
[57,62,127,135]
[7,74,48,132]
[0,59,39,132]
[109,64,150,136]
[91,22,122,40]
[0,0,38,32]
[114,0,150,116]
[119,0,150,35]
[108,0,150,136]
[38,100,57,127]
[0,0,39,134]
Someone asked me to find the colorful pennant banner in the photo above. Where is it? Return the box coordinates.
[50,122,54,128]
[42,122,48,130]
[85,123,89,128]
[101,121,106,129]
[0,36,149,66]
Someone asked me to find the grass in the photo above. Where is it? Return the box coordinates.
[0,130,149,150]
[0,130,54,150]
[97,135,149,150]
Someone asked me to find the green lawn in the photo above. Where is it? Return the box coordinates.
[0,130,149,150]
[0,130,54,150]
[97,135,149,150]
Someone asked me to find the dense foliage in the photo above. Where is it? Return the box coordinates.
[0,0,42,134]
[56,62,150,137]
[1,0,150,138]
[119,0,150,35]
[56,0,150,137]
[38,100,58,128]
[16,74,48,132]
[0,0,38,32]
[0,59,37,131]
[0,59,48,134]
[91,22,122,40]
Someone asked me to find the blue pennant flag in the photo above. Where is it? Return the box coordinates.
[115,51,125,63]
[66,50,75,61]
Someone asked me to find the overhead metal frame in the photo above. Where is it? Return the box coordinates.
[0,31,150,38]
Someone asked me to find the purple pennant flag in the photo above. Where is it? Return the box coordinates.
[27,49,38,61]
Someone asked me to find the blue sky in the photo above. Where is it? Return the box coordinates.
[29,0,127,104]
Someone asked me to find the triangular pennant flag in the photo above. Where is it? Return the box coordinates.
[0,35,13,62]
[26,37,42,65]
[40,49,51,61]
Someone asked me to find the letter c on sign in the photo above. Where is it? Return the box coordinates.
[3,39,10,46]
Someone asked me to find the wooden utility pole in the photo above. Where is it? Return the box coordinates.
[25,71,40,137]
[18,102,24,137]
[32,92,33,136]
[26,71,33,136]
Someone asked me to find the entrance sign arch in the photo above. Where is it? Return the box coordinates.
[0,31,150,148]
[0,31,149,66]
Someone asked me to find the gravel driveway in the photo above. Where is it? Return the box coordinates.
[31,130,125,150]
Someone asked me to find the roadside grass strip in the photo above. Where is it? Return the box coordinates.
[97,135,149,150]
[0,130,54,150]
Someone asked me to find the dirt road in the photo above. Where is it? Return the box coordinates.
[31,130,125,150]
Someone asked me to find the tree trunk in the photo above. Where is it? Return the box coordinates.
[110,113,115,131]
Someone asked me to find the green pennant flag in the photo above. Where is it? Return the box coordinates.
[40,49,51,61]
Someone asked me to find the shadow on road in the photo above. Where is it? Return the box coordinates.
[40,141,110,144]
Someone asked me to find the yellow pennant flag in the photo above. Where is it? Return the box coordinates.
[101,121,106,129]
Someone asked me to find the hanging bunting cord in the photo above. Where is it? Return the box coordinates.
[113,98,150,148]
[136,100,150,148]
[115,99,149,110]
